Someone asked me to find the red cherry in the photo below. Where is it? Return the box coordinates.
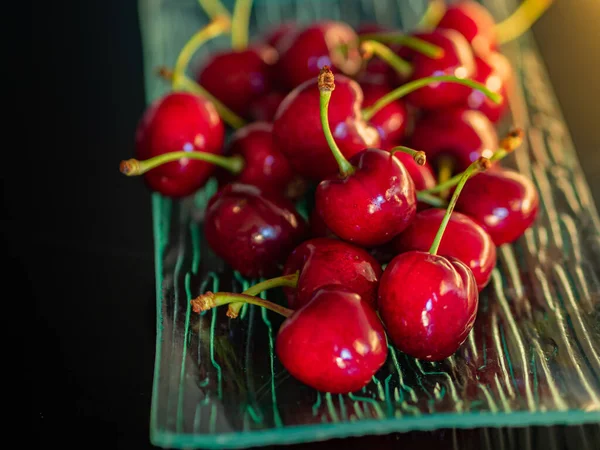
[247,90,287,122]
[262,22,298,49]
[378,251,478,361]
[276,21,362,90]
[203,183,307,278]
[273,74,380,181]
[397,29,476,110]
[276,285,388,393]
[196,45,278,118]
[316,148,417,247]
[361,81,409,146]
[409,107,498,172]
[455,169,540,246]
[134,92,224,198]
[282,238,382,309]
[391,208,497,291]
[355,24,396,86]
[466,52,512,122]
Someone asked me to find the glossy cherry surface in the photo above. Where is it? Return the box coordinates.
[392,208,497,290]
[196,46,278,118]
[247,90,287,122]
[397,29,476,110]
[378,251,478,361]
[134,92,224,198]
[215,122,295,195]
[282,238,382,309]
[455,169,540,246]
[409,107,498,172]
[436,0,498,56]
[276,285,388,394]
[273,74,380,180]
[315,148,416,247]
[204,183,307,278]
[361,81,408,146]
[276,21,363,90]
[466,52,511,123]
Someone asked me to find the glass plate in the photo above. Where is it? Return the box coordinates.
[137,0,600,448]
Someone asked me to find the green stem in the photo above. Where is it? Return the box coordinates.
[436,155,454,200]
[226,272,299,319]
[120,152,244,176]
[362,75,502,122]
[231,0,253,50]
[416,192,448,208]
[415,0,446,30]
[495,0,554,44]
[191,292,293,318]
[358,33,444,59]
[429,158,490,255]
[390,146,426,166]
[360,40,413,78]
[319,67,355,177]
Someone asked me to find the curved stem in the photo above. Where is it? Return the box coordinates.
[226,272,299,318]
[362,75,502,121]
[360,40,413,78]
[231,0,253,50]
[416,192,448,208]
[415,0,446,30]
[358,33,444,59]
[197,0,232,21]
[119,152,244,176]
[390,146,426,166]
[495,0,554,44]
[319,67,355,177]
[191,292,293,318]
[172,16,231,89]
[429,157,490,255]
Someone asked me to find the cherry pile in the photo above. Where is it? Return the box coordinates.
[121,0,552,394]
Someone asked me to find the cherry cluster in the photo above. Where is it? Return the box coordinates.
[121,0,551,394]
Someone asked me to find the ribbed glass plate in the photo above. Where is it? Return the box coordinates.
[138,0,600,448]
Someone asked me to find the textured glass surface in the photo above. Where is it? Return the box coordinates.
[138,0,600,448]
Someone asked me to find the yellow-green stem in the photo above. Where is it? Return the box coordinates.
[360,40,413,77]
[197,0,232,21]
[358,33,444,59]
[362,75,502,122]
[416,192,448,208]
[495,0,554,44]
[429,158,490,255]
[437,155,454,200]
[119,152,244,176]
[191,292,293,318]
[231,0,253,50]
[390,146,426,166]
[415,0,447,30]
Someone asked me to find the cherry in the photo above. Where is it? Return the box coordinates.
[409,107,498,173]
[203,183,307,278]
[314,68,417,247]
[262,22,298,49]
[196,45,278,118]
[247,90,287,122]
[276,21,363,90]
[281,237,382,309]
[377,158,488,361]
[355,24,396,86]
[391,151,436,192]
[273,71,380,181]
[391,208,497,291]
[455,169,540,246]
[361,80,409,146]
[466,52,512,123]
[129,91,224,198]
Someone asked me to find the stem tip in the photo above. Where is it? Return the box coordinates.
[157,66,174,80]
[414,151,427,166]
[499,128,524,152]
[476,156,491,171]
[120,159,141,176]
[191,292,216,313]
[318,66,335,92]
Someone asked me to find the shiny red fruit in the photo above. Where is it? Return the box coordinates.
[204,183,307,278]
[282,238,382,309]
[378,251,478,361]
[276,285,388,394]
[247,90,288,122]
[361,81,409,146]
[466,52,511,122]
[134,92,224,198]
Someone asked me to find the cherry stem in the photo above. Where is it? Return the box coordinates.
[495,0,554,44]
[362,75,503,121]
[119,152,244,177]
[172,16,231,89]
[436,155,454,200]
[428,157,491,255]
[417,192,448,208]
[419,128,524,195]
[226,272,299,318]
[318,66,355,177]
[358,33,444,59]
[360,40,413,78]
[415,0,446,30]
[197,0,232,21]
[159,67,246,129]
[231,0,253,50]
[390,146,427,166]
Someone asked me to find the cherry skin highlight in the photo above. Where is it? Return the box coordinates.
[273,74,380,181]
[378,251,478,361]
[455,169,540,246]
[409,107,498,172]
[315,148,417,247]
[134,91,224,198]
[361,81,409,146]
[276,285,388,394]
[282,237,382,309]
[196,45,278,118]
[203,183,307,278]
[466,52,512,123]
[392,208,497,291]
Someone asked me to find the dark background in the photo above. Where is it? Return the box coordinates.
[25,0,599,448]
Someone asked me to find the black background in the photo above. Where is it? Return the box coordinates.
[24,0,600,448]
